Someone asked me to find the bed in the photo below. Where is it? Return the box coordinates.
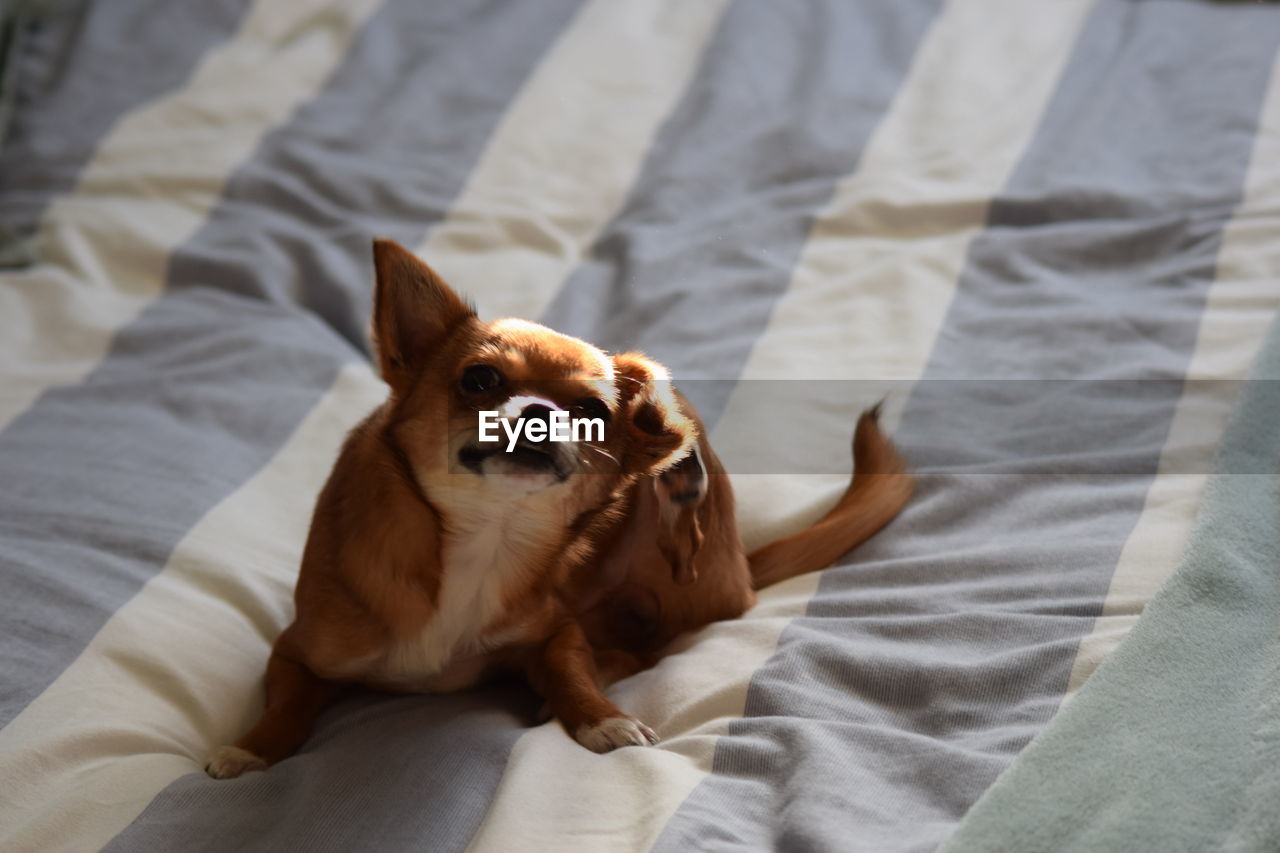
[2,0,1279,850]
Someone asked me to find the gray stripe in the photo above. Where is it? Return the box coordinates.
[540,0,945,429]
[115,686,539,853]
[656,3,1280,851]
[0,0,253,265]
[0,0,582,849]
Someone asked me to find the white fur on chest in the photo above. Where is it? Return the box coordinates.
[376,490,560,688]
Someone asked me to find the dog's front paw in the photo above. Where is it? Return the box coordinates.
[574,716,659,753]
[205,745,267,779]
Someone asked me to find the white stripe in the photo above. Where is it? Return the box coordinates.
[0,364,387,853]
[411,0,730,323]
[466,3,1094,851]
[0,0,383,432]
[1063,57,1280,697]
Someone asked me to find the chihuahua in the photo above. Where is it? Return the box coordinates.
[207,239,911,778]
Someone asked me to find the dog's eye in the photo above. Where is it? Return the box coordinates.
[459,364,503,395]
[572,397,611,424]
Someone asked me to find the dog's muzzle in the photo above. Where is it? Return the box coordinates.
[458,439,572,481]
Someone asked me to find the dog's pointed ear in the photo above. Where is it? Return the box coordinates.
[371,238,475,393]
[612,352,696,475]
[656,449,706,585]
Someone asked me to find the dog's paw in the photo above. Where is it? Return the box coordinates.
[574,716,659,753]
[205,745,267,779]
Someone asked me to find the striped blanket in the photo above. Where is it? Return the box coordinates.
[2,1,1278,850]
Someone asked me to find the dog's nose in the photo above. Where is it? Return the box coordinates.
[521,403,554,442]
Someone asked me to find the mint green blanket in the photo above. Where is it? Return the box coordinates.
[943,322,1280,852]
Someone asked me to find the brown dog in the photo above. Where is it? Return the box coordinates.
[207,239,911,778]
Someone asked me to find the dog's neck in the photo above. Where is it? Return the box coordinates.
[422,468,579,608]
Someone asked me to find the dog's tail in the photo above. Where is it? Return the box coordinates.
[748,406,914,590]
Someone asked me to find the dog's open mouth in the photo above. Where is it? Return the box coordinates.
[458,440,570,482]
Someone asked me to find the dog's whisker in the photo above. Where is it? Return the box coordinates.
[583,444,618,464]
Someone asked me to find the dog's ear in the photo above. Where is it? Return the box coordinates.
[371,238,475,394]
[656,449,706,584]
[612,352,696,475]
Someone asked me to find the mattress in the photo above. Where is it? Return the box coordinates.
[1,0,1278,850]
